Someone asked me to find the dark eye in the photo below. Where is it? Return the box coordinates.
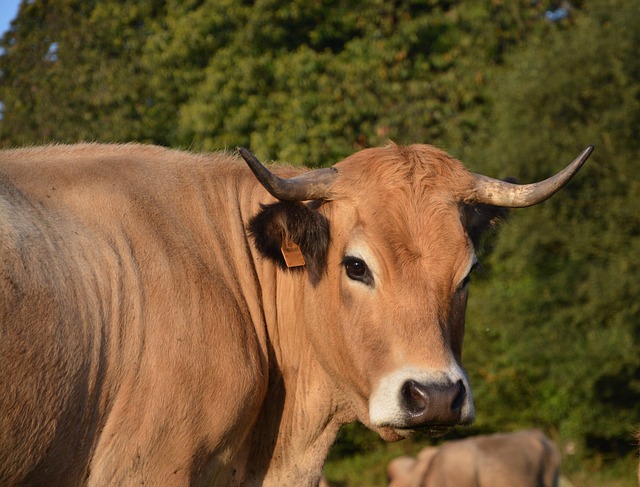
[457,274,471,292]
[456,262,479,293]
[343,257,374,286]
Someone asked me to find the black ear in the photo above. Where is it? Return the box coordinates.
[464,177,516,248]
[463,203,508,249]
[248,202,330,285]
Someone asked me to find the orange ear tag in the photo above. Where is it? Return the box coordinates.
[281,237,306,268]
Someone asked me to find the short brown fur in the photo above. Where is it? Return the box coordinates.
[0,143,500,486]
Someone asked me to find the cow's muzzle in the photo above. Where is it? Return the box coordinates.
[401,379,466,427]
[368,366,475,439]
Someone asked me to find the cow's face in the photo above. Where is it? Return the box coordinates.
[303,145,493,440]
[249,144,501,439]
[245,142,590,440]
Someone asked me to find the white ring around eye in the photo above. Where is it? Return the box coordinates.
[343,240,381,288]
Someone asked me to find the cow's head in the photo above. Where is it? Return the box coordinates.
[241,144,592,440]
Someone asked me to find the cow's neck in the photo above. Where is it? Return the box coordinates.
[240,271,350,486]
[247,356,344,485]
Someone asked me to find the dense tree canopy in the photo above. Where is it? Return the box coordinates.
[1,0,638,479]
[0,0,549,160]
[465,0,640,465]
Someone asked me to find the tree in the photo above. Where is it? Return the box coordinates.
[174,0,546,164]
[1,0,546,159]
[464,0,640,463]
[0,0,163,147]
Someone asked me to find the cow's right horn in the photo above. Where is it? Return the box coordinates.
[470,146,593,208]
[238,147,337,202]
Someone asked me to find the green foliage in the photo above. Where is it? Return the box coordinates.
[0,0,165,146]
[0,0,545,160]
[465,0,640,464]
[324,436,425,487]
[173,0,495,163]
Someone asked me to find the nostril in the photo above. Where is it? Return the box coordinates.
[451,380,466,412]
[402,380,428,415]
[400,379,466,426]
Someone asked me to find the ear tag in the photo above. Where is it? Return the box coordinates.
[281,237,306,268]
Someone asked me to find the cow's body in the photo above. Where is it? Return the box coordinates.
[387,430,561,487]
[0,143,589,486]
[0,144,279,485]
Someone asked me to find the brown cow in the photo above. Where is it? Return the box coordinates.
[388,430,561,487]
[0,142,591,485]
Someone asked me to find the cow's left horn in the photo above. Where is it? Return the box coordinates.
[470,145,594,207]
[238,147,337,202]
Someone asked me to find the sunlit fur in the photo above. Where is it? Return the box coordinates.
[304,144,479,436]
[0,142,501,486]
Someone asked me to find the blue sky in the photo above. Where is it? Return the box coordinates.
[0,0,21,37]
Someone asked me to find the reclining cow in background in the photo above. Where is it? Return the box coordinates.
[0,142,591,485]
[388,429,561,487]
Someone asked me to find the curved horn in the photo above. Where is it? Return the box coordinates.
[238,147,337,202]
[471,145,594,207]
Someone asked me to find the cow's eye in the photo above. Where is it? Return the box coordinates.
[456,262,479,293]
[457,274,471,292]
[343,257,374,286]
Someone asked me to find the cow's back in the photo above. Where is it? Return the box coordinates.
[0,144,269,485]
[0,170,111,484]
[421,430,560,487]
[473,429,560,487]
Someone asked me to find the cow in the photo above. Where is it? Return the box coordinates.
[0,142,592,486]
[387,429,561,487]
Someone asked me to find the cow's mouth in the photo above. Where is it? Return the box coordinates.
[377,424,455,442]
[398,423,454,437]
